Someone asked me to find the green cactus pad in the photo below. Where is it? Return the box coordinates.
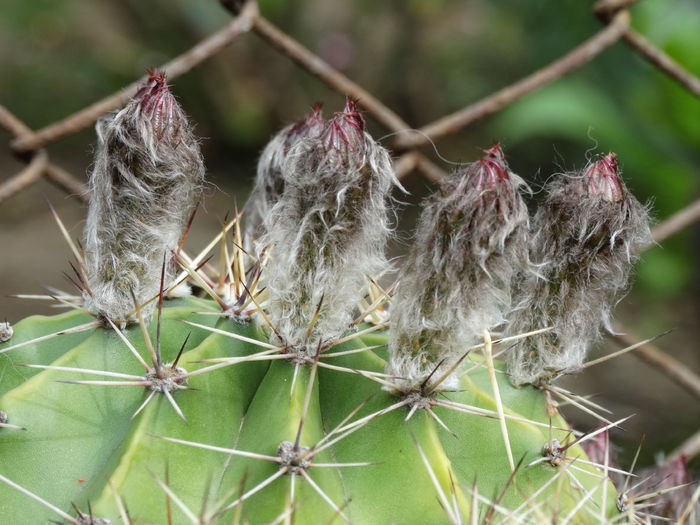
[0,297,616,524]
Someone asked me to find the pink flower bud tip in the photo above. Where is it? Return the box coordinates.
[135,70,180,140]
[584,152,624,202]
[477,142,510,188]
[322,97,365,151]
[286,103,325,145]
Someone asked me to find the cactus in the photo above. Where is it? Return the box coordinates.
[0,76,678,524]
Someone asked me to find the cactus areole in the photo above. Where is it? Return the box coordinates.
[1,75,656,524]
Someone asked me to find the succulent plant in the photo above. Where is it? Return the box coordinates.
[0,75,687,525]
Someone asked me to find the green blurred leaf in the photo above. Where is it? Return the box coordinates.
[636,249,694,295]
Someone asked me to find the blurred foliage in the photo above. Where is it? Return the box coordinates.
[0,0,698,295]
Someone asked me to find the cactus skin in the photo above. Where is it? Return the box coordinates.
[0,298,615,524]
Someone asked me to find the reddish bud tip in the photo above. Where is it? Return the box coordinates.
[131,71,183,141]
[476,142,510,187]
[322,97,366,151]
[340,97,365,131]
[482,142,505,160]
[583,152,624,202]
[662,455,692,485]
[637,455,694,517]
[135,70,169,107]
[287,104,325,143]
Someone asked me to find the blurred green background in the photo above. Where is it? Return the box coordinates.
[0,0,698,467]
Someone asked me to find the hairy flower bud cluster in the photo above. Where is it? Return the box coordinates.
[387,144,530,390]
[84,71,205,322]
[245,105,325,243]
[506,153,652,386]
[261,98,398,356]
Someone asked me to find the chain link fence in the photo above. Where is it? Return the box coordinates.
[1,0,699,461]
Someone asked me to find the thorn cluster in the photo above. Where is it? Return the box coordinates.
[144,363,188,394]
[2,74,674,523]
[72,503,112,525]
[172,212,265,324]
[0,321,12,343]
[541,438,565,467]
[620,455,699,521]
[277,441,312,475]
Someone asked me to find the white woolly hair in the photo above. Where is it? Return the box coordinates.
[245,105,324,245]
[506,153,652,386]
[260,99,398,354]
[386,144,531,391]
[83,72,205,322]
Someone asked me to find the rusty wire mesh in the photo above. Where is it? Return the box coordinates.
[0,0,699,461]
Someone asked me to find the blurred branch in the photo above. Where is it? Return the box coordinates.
[248,13,410,134]
[621,30,700,98]
[0,106,32,140]
[595,0,700,97]
[221,4,451,184]
[415,155,449,184]
[593,0,641,14]
[393,153,450,184]
[670,429,700,461]
[394,153,418,180]
[45,165,89,200]
[652,197,700,244]
[10,4,257,154]
[0,0,697,241]
[610,330,700,401]
[392,10,631,151]
[0,105,88,203]
[0,151,48,204]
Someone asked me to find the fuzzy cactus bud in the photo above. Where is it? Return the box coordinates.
[506,153,652,386]
[261,98,398,357]
[387,144,530,391]
[0,321,12,343]
[245,104,325,242]
[84,71,205,322]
